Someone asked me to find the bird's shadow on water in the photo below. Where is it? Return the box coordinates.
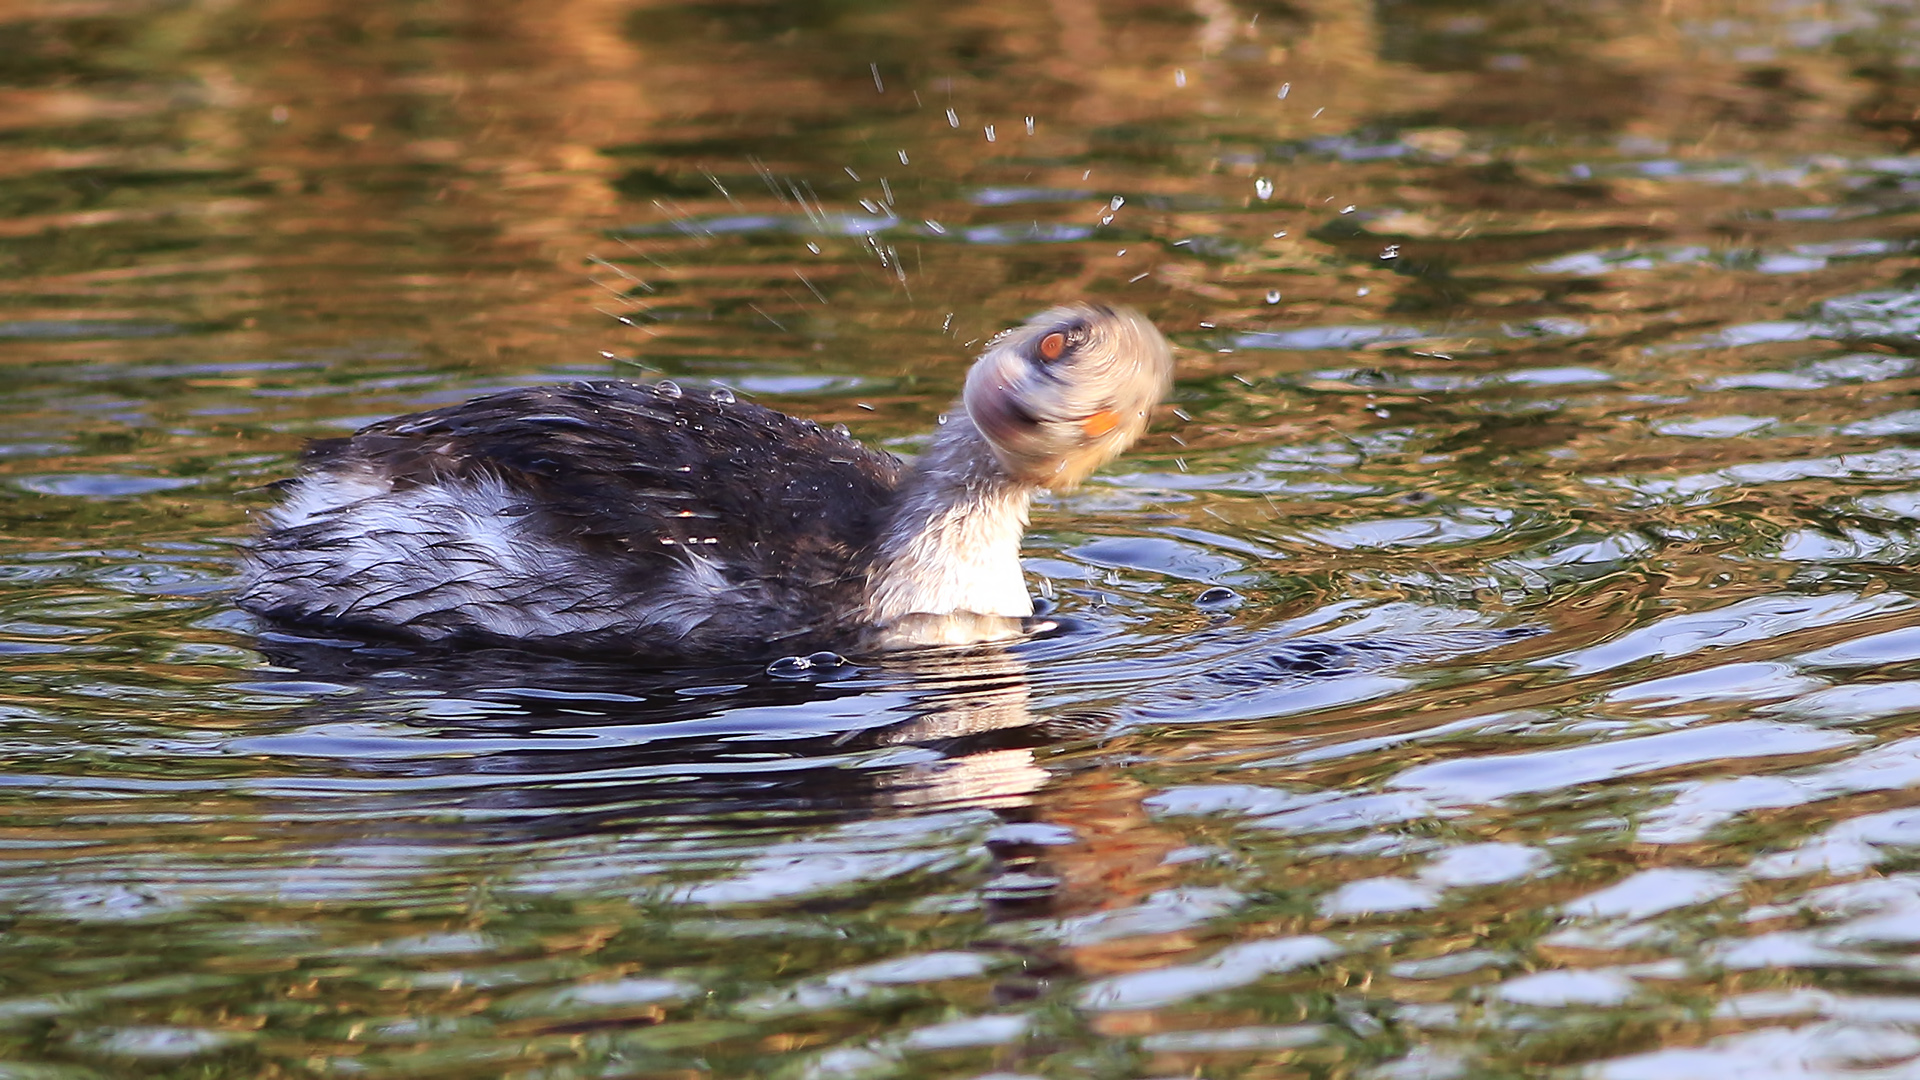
[233,609,1542,841]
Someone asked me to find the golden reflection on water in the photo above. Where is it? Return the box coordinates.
[8,0,1920,1076]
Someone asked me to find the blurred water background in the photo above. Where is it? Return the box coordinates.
[6,0,1920,1076]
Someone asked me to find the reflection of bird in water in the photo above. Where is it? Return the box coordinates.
[238,609,1536,827]
[236,633,1066,840]
[239,303,1172,661]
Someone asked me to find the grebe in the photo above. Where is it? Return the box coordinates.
[239,302,1174,660]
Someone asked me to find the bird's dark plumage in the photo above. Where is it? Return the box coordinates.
[245,381,902,658]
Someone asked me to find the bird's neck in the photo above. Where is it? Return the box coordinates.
[864,411,1036,636]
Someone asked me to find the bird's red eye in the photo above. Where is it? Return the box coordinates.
[1038,332,1066,361]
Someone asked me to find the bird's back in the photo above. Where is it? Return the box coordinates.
[240,381,904,659]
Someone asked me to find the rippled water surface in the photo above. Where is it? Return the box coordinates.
[8,0,1920,1076]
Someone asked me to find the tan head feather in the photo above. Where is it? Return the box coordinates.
[963,303,1174,489]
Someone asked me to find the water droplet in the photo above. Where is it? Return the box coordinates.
[937,413,950,425]
[806,242,821,254]
[654,380,682,399]
[1175,68,1187,87]
[1278,82,1291,98]
[844,166,861,181]
[1025,116,1035,135]
[898,149,910,165]
[1273,231,1288,238]
[1254,178,1274,200]
[1381,244,1400,260]
[1266,290,1282,304]
[1109,195,1125,211]
[1341,204,1357,214]
[767,655,812,678]
[768,651,851,678]
[709,386,735,404]
[1357,287,1371,297]
[924,219,947,235]
[985,124,996,142]
[1196,586,1242,610]
[946,108,960,128]
[830,423,851,438]
[1374,407,1390,418]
